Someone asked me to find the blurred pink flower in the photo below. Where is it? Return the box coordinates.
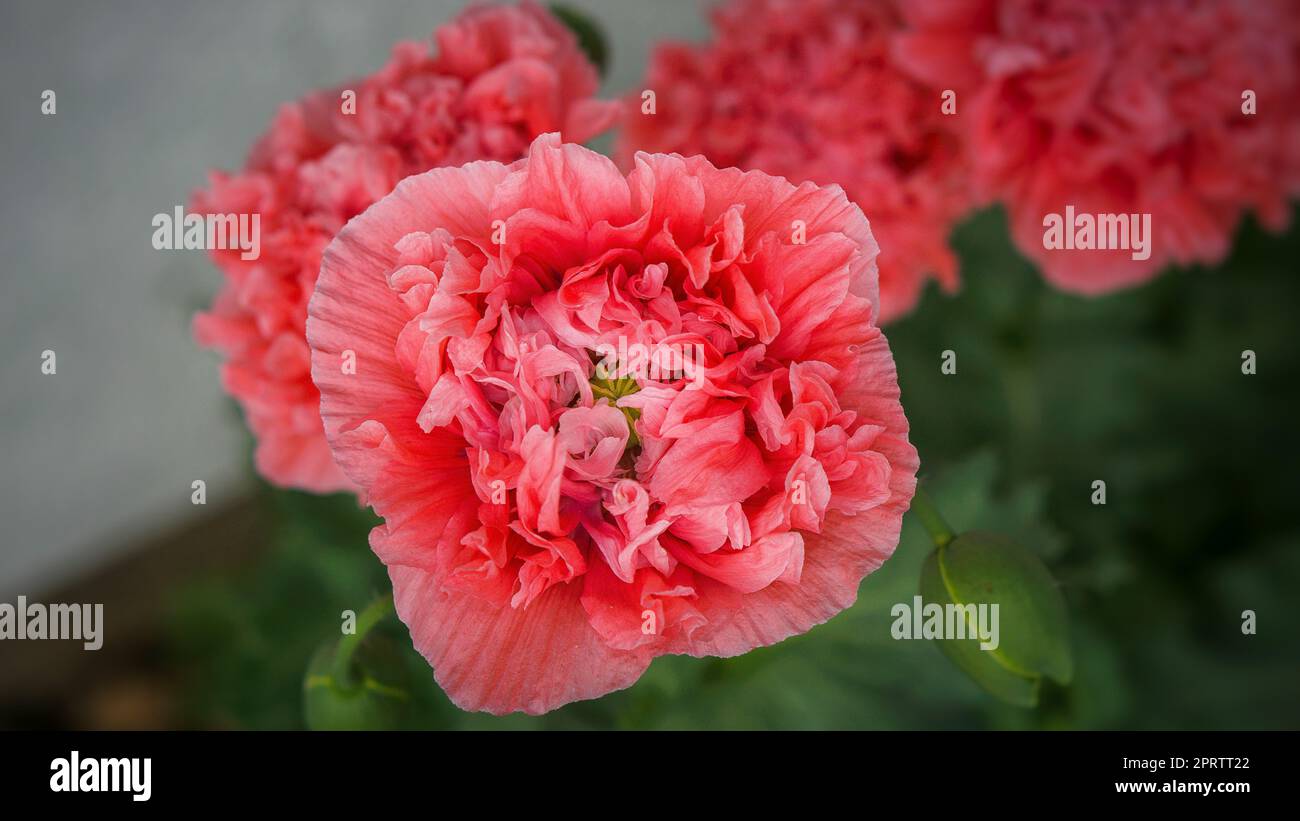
[307,134,918,714]
[895,0,1300,293]
[619,0,973,323]
[193,1,617,492]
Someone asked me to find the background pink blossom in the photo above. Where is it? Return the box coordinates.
[619,0,973,324]
[894,0,1300,292]
[192,1,618,492]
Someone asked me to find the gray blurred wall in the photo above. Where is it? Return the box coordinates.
[0,0,709,595]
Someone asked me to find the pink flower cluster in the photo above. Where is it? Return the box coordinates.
[625,0,1300,304]
[620,0,973,323]
[307,135,918,714]
[193,1,618,492]
[894,0,1300,292]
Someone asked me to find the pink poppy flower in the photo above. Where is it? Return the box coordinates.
[307,133,918,714]
[193,1,618,492]
[894,0,1300,293]
[618,0,973,324]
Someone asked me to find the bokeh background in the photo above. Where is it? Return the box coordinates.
[2,0,1297,729]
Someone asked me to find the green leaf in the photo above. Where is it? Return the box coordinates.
[920,550,1040,707]
[550,3,609,77]
[303,633,412,730]
[921,529,1073,707]
[944,531,1073,683]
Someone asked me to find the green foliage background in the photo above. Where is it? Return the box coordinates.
[169,207,1300,729]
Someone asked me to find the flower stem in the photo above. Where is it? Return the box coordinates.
[333,592,394,692]
[911,485,955,550]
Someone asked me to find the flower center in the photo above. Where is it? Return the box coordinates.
[588,373,642,450]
